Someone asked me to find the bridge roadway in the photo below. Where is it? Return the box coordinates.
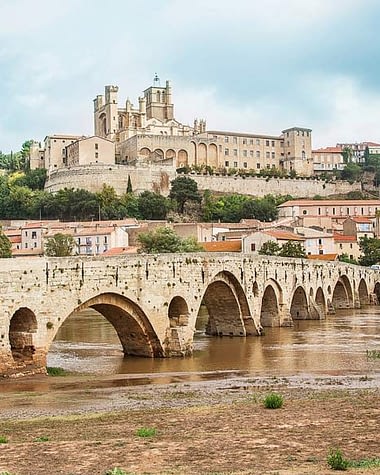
[0,253,379,377]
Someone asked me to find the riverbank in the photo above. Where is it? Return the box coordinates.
[0,373,379,474]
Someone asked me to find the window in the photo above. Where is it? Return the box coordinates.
[225,161,229,167]
[256,138,260,145]
[242,139,247,145]
[256,151,260,158]
[266,164,270,169]
[34,242,37,248]
[95,143,98,150]
[361,207,364,214]
[266,151,270,159]
[224,136,229,143]
[243,162,247,168]
[340,244,343,249]
[303,210,307,215]
[250,139,254,145]
[250,150,254,157]
[319,250,323,255]
[266,140,270,146]
[234,161,238,168]
[95,152,99,158]
[243,150,247,157]
[25,231,28,237]
[104,236,108,244]
[233,137,237,144]
[318,208,321,215]
[233,149,238,156]
[333,208,336,215]
[271,140,275,147]
[346,208,349,214]
[224,148,229,156]
[271,152,275,159]
[350,243,353,249]
[86,237,92,245]
[251,243,256,251]
[31,231,37,239]
[318,238,322,245]
[257,163,261,169]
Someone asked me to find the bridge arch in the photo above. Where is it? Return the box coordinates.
[290,286,310,320]
[168,296,189,327]
[200,271,253,336]
[332,275,353,309]
[52,293,163,358]
[315,287,326,315]
[9,307,38,364]
[260,280,282,327]
[374,282,380,304]
[358,279,369,305]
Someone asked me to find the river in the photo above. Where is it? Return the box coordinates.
[47,307,380,379]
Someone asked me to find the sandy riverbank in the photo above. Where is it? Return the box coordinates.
[0,373,379,474]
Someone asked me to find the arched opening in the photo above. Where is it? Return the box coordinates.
[315,287,326,317]
[168,296,189,327]
[252,281,259,297]
[49,293,163,374]
[260,285,280,327]
[374,282,380,305]
[190,141,197,166]
[177,149,188,167]
[9,307,37,363]
[358,279,369,305]
[99,113,107,136]
[208,143,218,168]
[290,286,310,320]
[139,147,151,158]
[198,271,252,336]
[165,149,176,162]
[198,143,207,166]
[332,276,353,309]
[153,149,164,160]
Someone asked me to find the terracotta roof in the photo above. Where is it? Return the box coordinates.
[264,229,305,241]
[279,200,380,207]
[350,217,372,223]
[201,241,241,252]
[312,147,343,153]
[103,246,138,256]
[8,236,21,244]
[333,234,357,242]
[307,254,338,261]
[365,141,380,146]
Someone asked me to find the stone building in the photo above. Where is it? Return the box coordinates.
[66,136,114,167]
[312,146,345,174]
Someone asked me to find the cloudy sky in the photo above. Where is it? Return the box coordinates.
[1,0,380,152]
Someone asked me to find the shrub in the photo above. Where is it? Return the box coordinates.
[0,436,8,444]
[34,436,49,442]
[327,448,349,471]
[46,366,67,376]
[136,427,157,438]
[104,469,130,475]
[263,392,284,409]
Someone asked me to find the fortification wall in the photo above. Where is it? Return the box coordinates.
[189,174,359,198]
[45,164,360,198]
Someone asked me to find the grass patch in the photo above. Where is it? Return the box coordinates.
[46,366,68,376]
[327,448,349,471]
[0,436,8,444]
[366,349,380,359]
[135,427,157,438]
[104,469,132,475]
[34,435,49,442]
[349,458,380,468]
[263,392,284,409]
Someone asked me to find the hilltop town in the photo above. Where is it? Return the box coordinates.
[1,77,380,264]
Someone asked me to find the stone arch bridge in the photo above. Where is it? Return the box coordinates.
[1,253,379,377]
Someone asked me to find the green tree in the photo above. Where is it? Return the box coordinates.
[359,236,380,266]
[12,168,47,190]
[137,227,203,253]
[342,146,353,164]
[0,227,12,257]
[338,253,358,265]
[364,145,370,165]
[137,191,169,220]
[169,176,202,213]
[45,233,76,257]
[258,240,281,256]
[341,162,362,183]
[279,241,306,258]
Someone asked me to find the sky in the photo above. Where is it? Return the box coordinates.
[1,0,380,152]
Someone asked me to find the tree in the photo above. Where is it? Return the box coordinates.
[342,146,353,164]
[127,175,133,194]
[338,253,358,265]
[279,241,306,258]
[137,227,203,253]
[364,146,370,165]
[258,240,281,256]
[0,227,12,257]
[341,162,362,183]
[359,236,380,266]
[137,191,170,220]
[169,176,202,214]
[45,233,76,257]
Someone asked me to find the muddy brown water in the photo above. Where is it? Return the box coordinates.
[46,306,380,379]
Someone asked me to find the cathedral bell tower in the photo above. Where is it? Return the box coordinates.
[143,74,174,121]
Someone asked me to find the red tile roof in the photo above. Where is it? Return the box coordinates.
[279,199,380,207]
[312,147,343,153]
[350,217,372,223]
[201,241,241,252]
[307,254,338,261]
[333,234,357,242]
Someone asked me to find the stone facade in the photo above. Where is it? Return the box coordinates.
[0,253,377,377]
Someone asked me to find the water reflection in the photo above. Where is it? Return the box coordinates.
[48,307,380,377]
